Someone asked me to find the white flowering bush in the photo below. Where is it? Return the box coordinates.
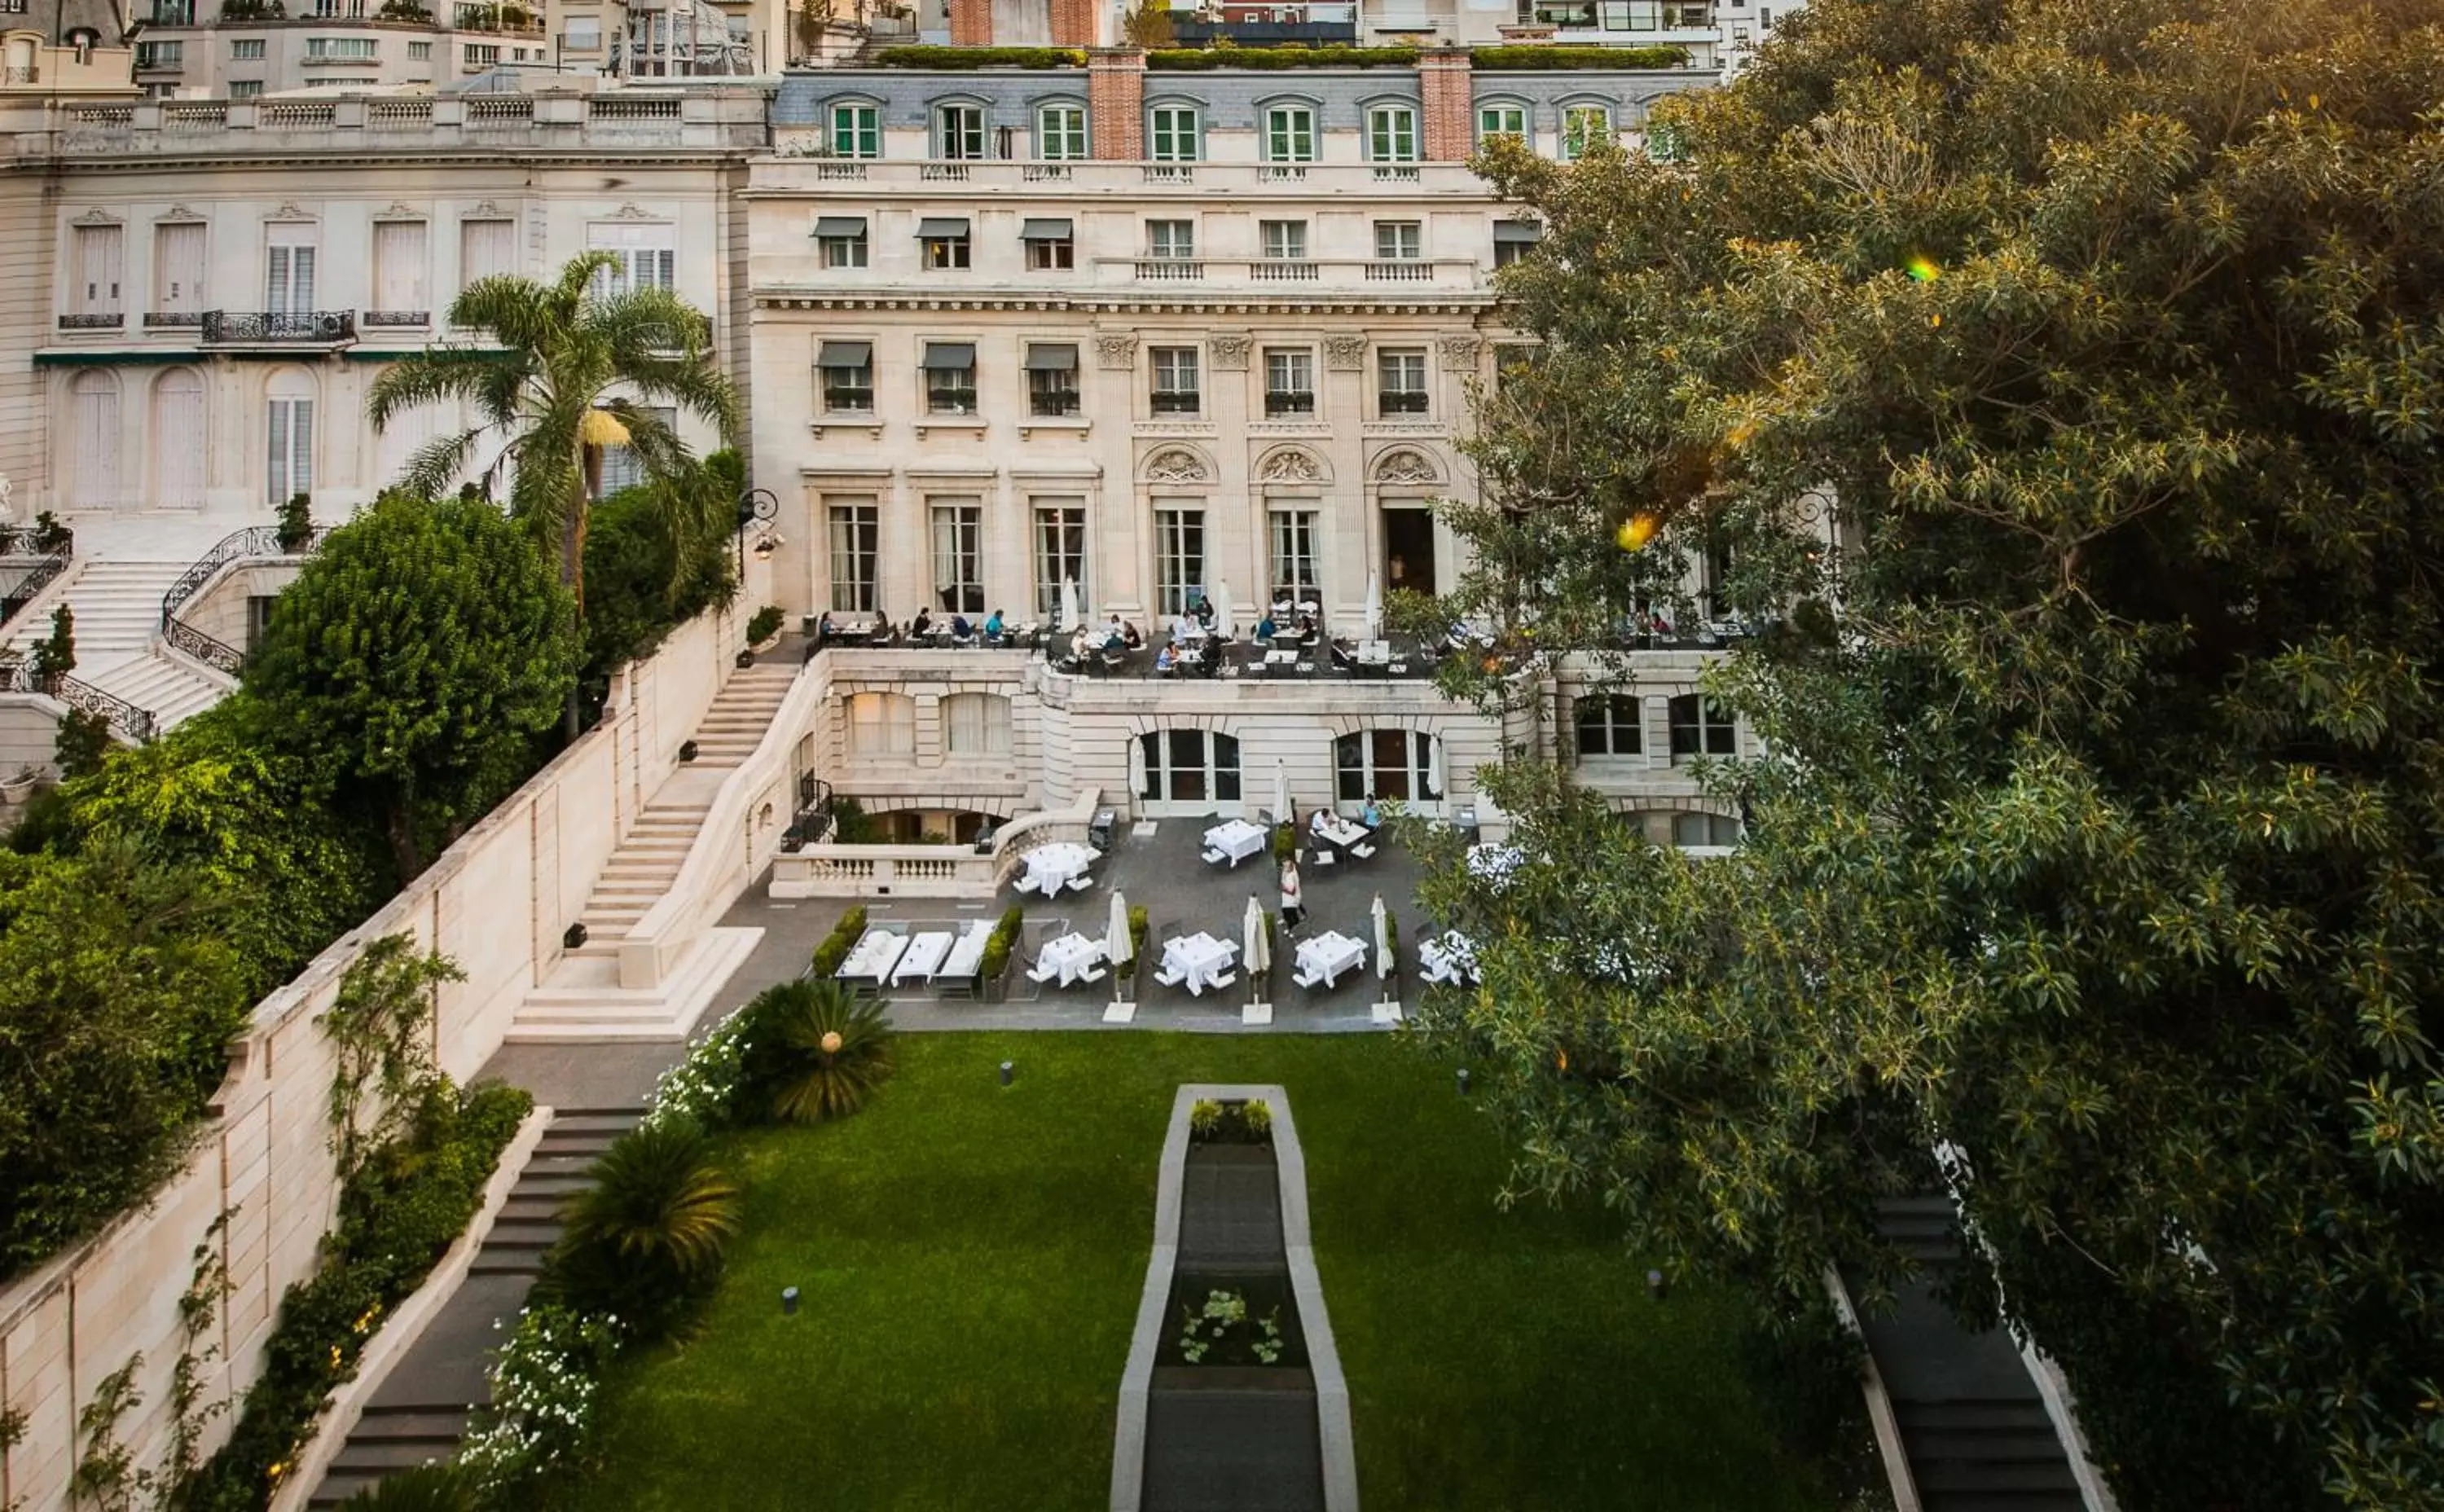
[458,1304,622,1502]
[640,1009,754,1132]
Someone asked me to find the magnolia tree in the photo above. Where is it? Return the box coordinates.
[1418,0,2444,1505]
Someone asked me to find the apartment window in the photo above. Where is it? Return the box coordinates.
[135,39,182,66]
[1760,5,1773,24]
[1260,220,1307,262]
[1025,344,1079,416]
[1022,218,1074,270]
[828,499,878,610]
[1263,349,1313,415]
[459,217,514,289]
[1479,103,1526,143]
[1335,729,1439,802]
[1033,500,1086,619]
[72,223,123,314]
[848,692,915,756]
[1367,103,1418,162]
[943,692,1012,755]
[587,224,674,297]
[1038,102,1087,160]
[1268,509,1319,605]
[266,391,313,503]
[230,37,265,57]
[1374,220,1422,261]
[816,340,873,412]
[152,0,193,20]
[930,500,983,613]
[1138,729,1240,804]
[556,18,591,48]
[1145,218,1194,262]
[153,221,204,315]
[1668,693,1738,758]
[464,43,498,66]
[598,405,670,494]
[1149,345,1200,416]
[1562,103,1611,160]
[1673,812,1742,848]
[830,102,880,159]
[228,80,262,98]
[264,239,316,315]
[1575,694,1643,756]
[305,36,376,56]
[1149,105,1200,162]
[815,215,868,268]
[1378,348,1428,415]
[371,219,428,316]
[1154,506,1205,616]
[921,341,977,414]
[407,37,433,57]
[918,216,971,270]
[935,103,985,160]
[1493,218,1542,267]
[1263,103,1314,162]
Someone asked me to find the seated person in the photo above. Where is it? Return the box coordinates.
[1255,613,1278,643]
[951,613,974,640]
[1123,620,1146,650]
[911,608,934,640]
[1103,616,1126,652]
[815,611,836,647]
[1193,596,1215,628]
[1154,644,1176,674]
[1069,626,1092,663]
[1296,611,1317,639]
[1361,793,1382,828]
[983,608,1005,641]
[1309,808,1334,841]
[1171,614,1197,645]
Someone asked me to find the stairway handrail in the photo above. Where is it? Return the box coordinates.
[0,663,157,744]
[157,524,332,675]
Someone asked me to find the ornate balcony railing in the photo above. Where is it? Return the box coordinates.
[144,311,204,328]
[0,527,73,632]
[57,312,125,329]
[200,310,356,344]
[361,310,430,327]
[159,523,328,675]
[0,666,156,744]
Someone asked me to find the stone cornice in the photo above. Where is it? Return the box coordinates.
[754,292,1493,317]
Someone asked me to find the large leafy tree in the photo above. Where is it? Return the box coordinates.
[246,493,578,879]
[1424,0,2444,1505]
[366,251,740,715]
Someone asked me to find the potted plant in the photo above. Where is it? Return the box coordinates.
[0,764,39,805]
[746,604,785,653]
[564,921,589,950]
[31,511,71,556]
[276,491,314,553]
[29,604,74,692]
[679,738,700,763]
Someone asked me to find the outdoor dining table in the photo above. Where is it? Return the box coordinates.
[1293,931,1368,990]
[1018,842,1098,896]
[834,927,908,985]
[1202,819,1270,867]
[1159,932,1239,996]
[938,920,991,981]
[1419,931,1479,987]
[1313,815,1372,851]
[890,930,955,986]
[1035,931,1108,987]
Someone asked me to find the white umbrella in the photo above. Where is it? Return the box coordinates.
[1426,735,1446,802]
[1243,894,1270,986]
[1371,893,1391,981]
[1213,578,1237,641]
[1363,568,1382,640]
[1060,576,1081,632]
[1273,759,1291,828]
[1106,889,1134,973]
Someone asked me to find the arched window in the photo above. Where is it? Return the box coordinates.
[68,371,120,508]
[265,367,316,505]
[1334,729,1440,803]
[1261,102,1316,163]
[1574,695,1643,758]
[1366,103,1418,163]
[943,692,1011,756]
[1672,812,1742,849]
[1667,694,1736,758]
[152,368,205,509]
[1138,729,1238,805]
[1561,103,1611,161]
[847,692,915,756]
[1036,101,1088,160]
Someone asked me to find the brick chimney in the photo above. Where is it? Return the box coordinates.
[1089,46,1145,159]
[950,0,993,45]
[1050,0,1095,46]
[1418,46,1474,161]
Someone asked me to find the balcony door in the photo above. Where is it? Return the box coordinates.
[1382,503,1436,598]
[265,239,317,318]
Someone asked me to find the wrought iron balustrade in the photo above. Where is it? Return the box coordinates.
[158,523,329,674]
[200,310,357,344]
[144,311,204,328]
[57,312,125,329]
[0,665,156,743]
[361,310,430,327]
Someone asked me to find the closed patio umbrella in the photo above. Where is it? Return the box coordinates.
[1372,892,1391,981]
[1214,579,1236,641]
[1107,889,1134,974]
[1273,759,1291,829]
[1363,568,1382,640]
[1060,576,1081,632]
[1244,894,1269,997]
[1426,735,1446,803]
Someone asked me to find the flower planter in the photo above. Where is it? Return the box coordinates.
[679,739,701,763]
[564,921,589,950]
[0,770,40,805]
[736,649,758,668]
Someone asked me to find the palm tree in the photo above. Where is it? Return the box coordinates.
[737,980,896,1123]
[367,253,740,728]
[546,1119,742,1340]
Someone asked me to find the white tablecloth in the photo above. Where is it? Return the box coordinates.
[1020,842,1098,895]
[1037,931,1107,987]
[835,929,908,984]
[1294,932,1366,989]
[890,930,954,985]
[1420,932,1479,987]
[1312,816,1369,850]
[1203,819,1269,865]
[940,920,991,979]
[1160,932,1239,996]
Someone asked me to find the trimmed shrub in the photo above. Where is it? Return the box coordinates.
[1470,43,1687,68]
[744,604,785,644]
[810,904,868,978]
[734,980,894,1123]
[541,1121,741,1343]
[1124,904,1150,982]
[1149,43,1416,68]
[336,1462,476,1509]
[874,43,1081,67]
[979,903,1024,983]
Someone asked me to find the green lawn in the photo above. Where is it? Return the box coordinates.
[582,1032,1844,1511]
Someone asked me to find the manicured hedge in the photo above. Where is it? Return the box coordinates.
[979,904,1025,984]
[1149,43,1418,69]
[811,905,868,979]
[874,44,1083,68]
[1471,43,1688,68]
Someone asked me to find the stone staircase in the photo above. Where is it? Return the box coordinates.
[1856,1195,2087,1511]
[308,1106,644,1509]
[87,648,226,731]
[29,560,228,731]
